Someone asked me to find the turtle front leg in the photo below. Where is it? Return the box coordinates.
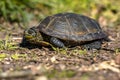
[50,37,65,48]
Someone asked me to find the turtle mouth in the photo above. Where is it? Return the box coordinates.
[24,27,38,45]
[23,27,44,45]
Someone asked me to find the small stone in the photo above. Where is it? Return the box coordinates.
[35,76,48,80]
[115,54,120,65]
[59,64,66,70]
[50,56,56,63]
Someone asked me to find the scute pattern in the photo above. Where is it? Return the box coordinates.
[37,13,107,42]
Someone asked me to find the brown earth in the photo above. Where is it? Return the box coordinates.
[0,22,120,80]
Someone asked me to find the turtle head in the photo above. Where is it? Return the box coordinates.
[23,27,43,45]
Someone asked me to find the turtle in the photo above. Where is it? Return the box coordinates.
[21,13,109,50]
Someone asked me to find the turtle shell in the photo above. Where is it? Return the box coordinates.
[37,13,107,43]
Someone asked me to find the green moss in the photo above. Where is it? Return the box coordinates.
[0,53,7,61]
[11,53,27,60]
[80,73,90,80]
[46,70,76,78]
[115,48,120,54]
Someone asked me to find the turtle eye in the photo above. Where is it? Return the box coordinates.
[27,28,36,36]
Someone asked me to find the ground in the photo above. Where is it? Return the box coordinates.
[0,22,120,80]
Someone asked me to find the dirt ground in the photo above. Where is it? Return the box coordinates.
[0,22,120,80]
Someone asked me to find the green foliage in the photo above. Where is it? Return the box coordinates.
[0,35,18,50]
[36,0,120,26]
[0,54,7,61]
[47,70,76,78]
[0,0,96,23]
[0,0,37,23]
[35,0,94,15]
[11,53,27,60]
[0,0,120,27]
[115,48,120,54]
[72,49,87,55]
[0,53,27,61]
[94,0,120,21]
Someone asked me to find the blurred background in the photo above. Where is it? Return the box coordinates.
[0,0,120,37]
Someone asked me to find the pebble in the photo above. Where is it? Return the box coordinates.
[115,54,120,65]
